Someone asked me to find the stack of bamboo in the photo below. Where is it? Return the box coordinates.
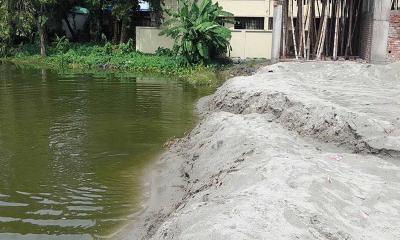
[280,0,363,60]
[393,0,400,10]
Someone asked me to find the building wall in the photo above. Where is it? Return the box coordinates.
[135,27,174,54]
[164,0,274,31]
[136,27,272,59]
[388,10,400,61]
[370,0,392,63]
[216,0,273,29]
[217,0,273,17]
[158,0,337,60]
[140,0,274,59]
[359,12,374,61]
[230,30,272,58]
[163,0,324,19]
[164,0,274,15]
[358,0,399,63]
[358,0,375,61]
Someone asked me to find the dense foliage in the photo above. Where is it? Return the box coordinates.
[0,2,11,55]
[0,0,162,56]
[160,0,233,65]
[4,41,220,86]
[0,0,230,86]
[0,0,58,56]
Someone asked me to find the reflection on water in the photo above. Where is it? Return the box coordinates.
[0,63,213,239]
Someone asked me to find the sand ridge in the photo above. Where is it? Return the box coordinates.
[120,62,400,240]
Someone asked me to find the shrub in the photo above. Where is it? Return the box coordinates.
[0,43,8,57]
[104,42,113,55]
[118,39,135,54]
[155,47,174,57]
[54,35,71,54]
[3,42,222,86]
[160,0,233,66]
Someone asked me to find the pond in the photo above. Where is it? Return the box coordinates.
[0,63,213,239]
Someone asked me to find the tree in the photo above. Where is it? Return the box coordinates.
[84,0,105,42]
[0,0,164,53]
[83,0,162,43]
[0,0,12,55]
[36,1,54,56]
[100,0,139,43]
[160,0,233,65]
[113,0,139,43]
[7,0,57,56]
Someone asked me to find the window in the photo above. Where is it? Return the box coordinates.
[234,17,264,30]
[268,17,273,30]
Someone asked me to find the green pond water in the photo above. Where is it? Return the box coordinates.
[0,63,213,239]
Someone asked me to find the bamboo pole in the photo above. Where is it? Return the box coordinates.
[303,0,309,58]
[348,0,362,56]
[272,1,283,63]
[316,1,329,59]
[314,0,327,55]
[282,0,289,58]
[290,0,298,59]
[326,0,332,56]
[279,0,364,60]
[340,0,347,56]
[297,0,304,58]
[345,0,354,57]
[309,0,316,59]
[333,0,340,60]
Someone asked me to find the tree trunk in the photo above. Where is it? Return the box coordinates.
[89,11,102,42]
[120,17,128,44]
[38,20,46,57]
[113,19,120,43]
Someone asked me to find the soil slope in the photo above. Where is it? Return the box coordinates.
[120,62,400,240]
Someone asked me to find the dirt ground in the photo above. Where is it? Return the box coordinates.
[118,62,400,240]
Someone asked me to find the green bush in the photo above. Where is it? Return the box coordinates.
[0,43,8,57]
[54,35,71,54]
[160,0,233,65]
[103,42,113,55]
[2,41,221,86]
[155,47,174,57]
[118,39,135,54]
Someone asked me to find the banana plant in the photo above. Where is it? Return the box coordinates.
[160,0,233,65]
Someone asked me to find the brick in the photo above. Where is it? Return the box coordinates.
[388,10,400,61]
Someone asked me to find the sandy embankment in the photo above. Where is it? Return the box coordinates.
[120,62,400,240]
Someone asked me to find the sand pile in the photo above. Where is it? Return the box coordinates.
[120,62,400,240]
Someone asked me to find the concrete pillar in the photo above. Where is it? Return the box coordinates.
[271,2,283,63]
[370,0,392,63]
